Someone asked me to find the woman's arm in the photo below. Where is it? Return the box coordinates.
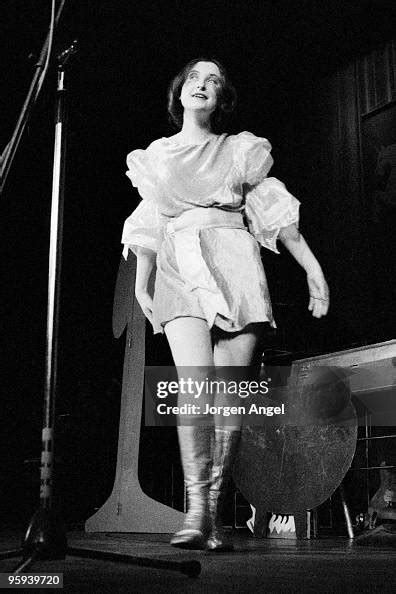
[278,223,330,318]
[135,246,156,326]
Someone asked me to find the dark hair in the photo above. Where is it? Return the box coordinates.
[167,57,237,133]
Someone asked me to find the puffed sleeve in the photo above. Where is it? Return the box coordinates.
[121,149,164,259]
[245,178,301,254]
[236,132,300,254]
[235,131,274,185]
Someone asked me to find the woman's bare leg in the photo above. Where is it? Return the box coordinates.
[165,317,214,367]
[207,322,266,551]
[213,322,265,366]
[164,317,214,549]
[165,317,215,417]
[213,322,265,427]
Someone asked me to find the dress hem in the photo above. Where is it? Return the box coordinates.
[153,315,276,335]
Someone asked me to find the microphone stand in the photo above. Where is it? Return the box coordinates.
[0,45,200,579]
[0,0,66,195]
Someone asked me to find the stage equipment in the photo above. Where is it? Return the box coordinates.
[355,461,396,546]
[0,30,199,578]
[233,340,395,538]
[367,461,396,527]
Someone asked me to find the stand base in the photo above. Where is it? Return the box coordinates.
[0,508,200,578]
[23,508,67,561]
[85,484,184,533]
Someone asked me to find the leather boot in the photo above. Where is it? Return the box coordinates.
[207,427,241,551]
[170,424,213,549]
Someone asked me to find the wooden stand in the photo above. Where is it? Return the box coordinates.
[85,254,184,533]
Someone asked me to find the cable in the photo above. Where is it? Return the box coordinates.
[35,0,56,99]
[1,0,66,193]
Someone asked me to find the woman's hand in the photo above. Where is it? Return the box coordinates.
[278,224,330,318]
[135,289,154,327]
[134,246,156,327]
[307,269,330,318]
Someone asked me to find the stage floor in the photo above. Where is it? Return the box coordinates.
[0,530,395,592]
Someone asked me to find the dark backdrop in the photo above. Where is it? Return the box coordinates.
[1,0,395,526]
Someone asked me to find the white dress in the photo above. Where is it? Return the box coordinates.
[121,132,300,334]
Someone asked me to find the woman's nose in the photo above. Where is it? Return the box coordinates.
[196,80,206,89]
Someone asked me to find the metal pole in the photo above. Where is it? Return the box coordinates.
[41,66,67,510]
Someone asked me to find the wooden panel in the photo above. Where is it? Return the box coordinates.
[358,41,396,115]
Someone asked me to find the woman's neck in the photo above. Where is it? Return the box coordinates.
[177,112,216,144]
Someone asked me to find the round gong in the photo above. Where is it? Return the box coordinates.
[233,366,358,514]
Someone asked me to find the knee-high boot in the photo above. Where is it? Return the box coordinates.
[207,426,241,551]
[170,424,213,549]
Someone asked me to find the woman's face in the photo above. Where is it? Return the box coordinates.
[180,61,222,118]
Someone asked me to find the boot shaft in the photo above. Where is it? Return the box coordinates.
[209,427,241,521]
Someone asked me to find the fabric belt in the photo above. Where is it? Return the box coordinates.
[164,207,247,327]
[165,207,245,234]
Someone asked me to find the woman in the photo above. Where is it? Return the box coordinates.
[121,58,329,551]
